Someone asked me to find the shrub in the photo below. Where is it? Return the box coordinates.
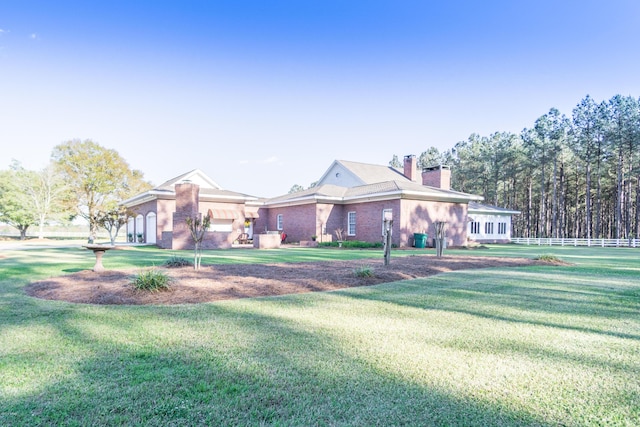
[131,268,172,292]
[534,254,562,263]
[163,255,193,268]
[353,265,374,278]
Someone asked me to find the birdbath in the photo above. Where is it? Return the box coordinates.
[83,245,114,272]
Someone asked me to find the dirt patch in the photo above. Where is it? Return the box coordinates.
[25,255,546,305]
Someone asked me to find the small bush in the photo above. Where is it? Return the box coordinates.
[534,254,562,263]
[163,255,193,268]
[353,265,374,278]
[131,269,172,292]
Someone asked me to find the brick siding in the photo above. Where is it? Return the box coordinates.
[400,199,467,247]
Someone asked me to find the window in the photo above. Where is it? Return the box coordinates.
[498,222,507,235]
[276,214,283,231]
[470,221,480,234]
[484,222,494,234]
[347,211,356,236]
[381,209,392,235]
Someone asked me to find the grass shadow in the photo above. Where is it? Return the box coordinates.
[1,303,556,426]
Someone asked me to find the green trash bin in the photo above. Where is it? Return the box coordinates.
[414,233,427,248]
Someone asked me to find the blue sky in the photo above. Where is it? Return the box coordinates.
[2,1,639,197]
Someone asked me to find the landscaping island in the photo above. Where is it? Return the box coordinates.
[26,255,549,305]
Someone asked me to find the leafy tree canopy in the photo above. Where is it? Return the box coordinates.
[288,184,305,194]
[388,148,445,171]
[288,181,318,194]
[51,139,152,235]
[0,163,38,239]
[94,206,136,245]
[417,147,444,169]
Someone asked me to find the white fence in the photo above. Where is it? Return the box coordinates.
[512,237,639,248]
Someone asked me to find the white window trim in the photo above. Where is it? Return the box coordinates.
[347,211,356,236]
[276,214,283,231]
[484,222,494,235]
[498,222,507,235]
[470,221,480,235]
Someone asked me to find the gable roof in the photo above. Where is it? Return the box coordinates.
[266,184,347,204]
[121,169,258,208]
[317,160,408,187]
[155,169,222,191]
[264,158,482,207]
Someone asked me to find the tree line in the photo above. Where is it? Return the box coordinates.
[391,94,640,239]
[0,139,151,241]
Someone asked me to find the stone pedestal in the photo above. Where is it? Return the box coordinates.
[84,245,113,272]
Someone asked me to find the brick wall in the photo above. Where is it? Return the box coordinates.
[254,208,269,236]
[318,203,344,241]
[256,199,470,247]
[169,183,243,250]
[400,199,467,247]
[171,183,199,249]
[175,183,199,214]
[340,200,401,245]
[258,203,348,243]
[171,210,196,250]
[266,204,318,242]
[156,199,176,232]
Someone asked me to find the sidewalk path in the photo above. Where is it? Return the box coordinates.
[0,239,117,251]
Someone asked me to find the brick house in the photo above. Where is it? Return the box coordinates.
[120,169,260,249]
[123,157,519,249]
[255,156,484,248]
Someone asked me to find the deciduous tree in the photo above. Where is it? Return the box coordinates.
[21,163,70,239]
[0,166,37,239]
[94,206,136,245]
[186,214,211,270]
[51,139,152,237]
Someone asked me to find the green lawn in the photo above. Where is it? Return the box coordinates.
[1,245,638,426]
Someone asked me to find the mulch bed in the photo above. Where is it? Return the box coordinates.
[25,255,547,305]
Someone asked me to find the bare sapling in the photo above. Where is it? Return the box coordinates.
[185,214,211,270]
